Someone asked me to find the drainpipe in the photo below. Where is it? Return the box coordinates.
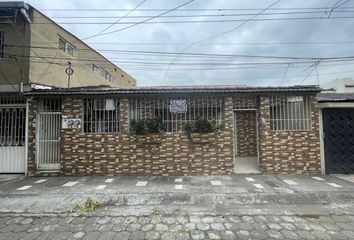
[24,98,29,176]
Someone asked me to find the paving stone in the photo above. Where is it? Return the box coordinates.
[281,230,300,239]
[22,232,42,240]
[20,218,33,225]
[72,231,86,239]
[113,231,130,240]
[268,223,282,230]
[96,217,111,225]
[129,231,145,240]
[145,231,160,240]
[227,216,241,223]
[125,216,138,224]
[176,232,190,240]
[126,223,141,232]
[266,229,284,239]
[297,230,316,240]
[309,223,327,231]
[196,223,210,231]
[236,230,250,239]
[161,232,176,240]
[282,216,296,223]
[336,222,354,231]
[341,230,354,238]
[207,231,221,239]
[168,224,183,232]
[202,216,214,223]
[155,223,168,232]
[83,232,100,240]
[294,222,312,231]
[184,223,196,231]
[163,216,176,224]
[99,231,116,240]
[221,230,236,240]
[230,222,253,231]
[253,222,268,230]
[312,231,332,240]
[210,223,225,231]
[242,216,255,223]
[111,217,125,224]
[176,216,188,224]
[251,229,267,239]
[280,222,296,230]
[190,230,205,240]
[112,224,126,231]
[141,224,155,232]
[189,216,201,223]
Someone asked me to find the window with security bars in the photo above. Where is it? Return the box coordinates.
[0,30,4,59]
[129,96,225,132]
[83,98,120,133]
[269,95,311,131]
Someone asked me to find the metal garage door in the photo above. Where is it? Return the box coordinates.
[0,96,26,173]
[323,109,354,174]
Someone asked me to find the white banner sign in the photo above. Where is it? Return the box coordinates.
[169,100,187,113]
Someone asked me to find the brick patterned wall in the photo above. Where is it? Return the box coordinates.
[27,93,321,176]
[258,96,321,174]
[235,111,257,157]
[28,96,234,176]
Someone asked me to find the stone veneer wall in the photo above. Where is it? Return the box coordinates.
[235,111,257,157]
[258,95,321,174]
[27,96,234,176]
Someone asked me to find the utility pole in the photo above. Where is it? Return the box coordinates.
[65,61,74,88]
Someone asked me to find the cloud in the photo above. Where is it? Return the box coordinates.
[26,0,354,86]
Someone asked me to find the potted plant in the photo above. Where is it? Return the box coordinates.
[184,117,224,144]
[130,118,166,144]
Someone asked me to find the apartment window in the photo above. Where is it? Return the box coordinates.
[83,98,120,133]
[269,95,311,131]
[0,30,4,59]
[129,96,225,132]
[58,37,75,57]
[92,64,99,73]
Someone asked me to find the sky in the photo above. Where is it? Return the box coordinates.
[19,0,354,86]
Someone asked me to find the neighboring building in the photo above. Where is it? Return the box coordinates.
[317,93,354,174]
[321,77,354,93]
[0,1,136,89]
[22,85,321,176]
[0,1,136,173]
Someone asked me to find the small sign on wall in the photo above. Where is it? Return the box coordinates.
[62,116,82,129]
[169,100,187,113]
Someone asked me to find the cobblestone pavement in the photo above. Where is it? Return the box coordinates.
[1,212,354,240]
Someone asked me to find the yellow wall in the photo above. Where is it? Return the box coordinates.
[0,16,31,85]
[0,6,136,88]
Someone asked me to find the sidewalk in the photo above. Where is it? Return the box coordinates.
[1,175,354,214]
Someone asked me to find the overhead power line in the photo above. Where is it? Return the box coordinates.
[163,0,283,80]
[83,0,148,40]
[87,0,195,37]
[38,7,354,12]
[30,16,354,24]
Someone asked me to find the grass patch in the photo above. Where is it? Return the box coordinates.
[69,199,103,213]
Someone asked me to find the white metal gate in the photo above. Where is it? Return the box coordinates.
[36,99,61,171]
[0,95,26,173]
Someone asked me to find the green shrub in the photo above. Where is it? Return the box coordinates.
[130,118,166,134]
[184,118,224,133]
[69,199,103,213]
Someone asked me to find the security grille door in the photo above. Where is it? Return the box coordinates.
[0,107,26,173]
[37,99,61,170]
[323,109,354,174]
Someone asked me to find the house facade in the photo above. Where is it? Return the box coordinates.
[0,2,136,173]
[24,85,321,176]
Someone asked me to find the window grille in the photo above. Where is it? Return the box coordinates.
[269,95,311,131]
[129,96,225,132]
[58,37,74,57]
[0,107,25,146]
[83,98,120,133]
[233,96,259,109]
[0,95,25,105]
[0,30,4,59]
[38,99,61,112]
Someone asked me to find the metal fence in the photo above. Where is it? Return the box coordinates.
[269,95,311,131]
[129,96,225,132]
[83,98,120,133]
